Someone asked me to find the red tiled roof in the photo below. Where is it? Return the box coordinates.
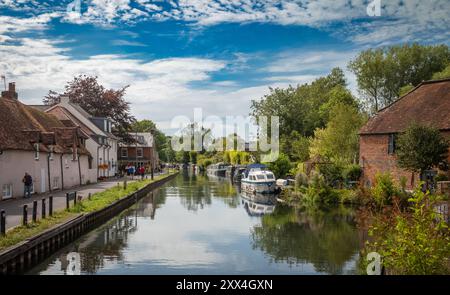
[360,79,450,135]
[0,97,90,155]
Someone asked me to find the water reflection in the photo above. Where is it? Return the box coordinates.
[29,172,361,275]
[241,192,277,217]
[251,205,360,274]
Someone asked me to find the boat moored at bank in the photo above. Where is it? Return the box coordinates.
[241,164,278,194]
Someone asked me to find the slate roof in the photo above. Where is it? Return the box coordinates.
[360,78,450,135]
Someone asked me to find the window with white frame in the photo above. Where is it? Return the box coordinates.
[121,148,128,158]
[52,177,59,189]
[34,143,39,160]
[137,148,143,158]
[49,146,54,160]
[2,184,13,199]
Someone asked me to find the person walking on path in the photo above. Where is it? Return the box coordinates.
[138,166,145,180]
[128,165,136,180]
[22,172,33,198]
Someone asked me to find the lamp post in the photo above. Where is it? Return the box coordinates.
[149,128,155,180]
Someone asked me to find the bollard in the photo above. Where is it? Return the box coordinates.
[88,193,91,200]
[49,196,53,217]
[124,180,127,190]
[32,201,38,222]
[23,205,28,226]
[42,199,46,219]
[0,210,5,236]
[66,193,70,210]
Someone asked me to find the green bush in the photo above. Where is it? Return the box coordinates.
[366,184,450,275]
[370,172,399,207]
[318,162,344,187]
[266,153,292,178]
[295,172,309,190]
[342,164,362,182]
[435,173,449,182]
[336,189,360,204]
[304,172,339,205]
[399,176,408,191]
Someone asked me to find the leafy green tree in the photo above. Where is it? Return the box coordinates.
[310,103,367,164]
[348,48,385,112]
[160,139,176,163]
[44,75,135,142]
[189,151,198,164]
[398,84,415,97]
[131,119,171,162]
[349,43,450,112]
[396,123,449,180]
[176,151,190,164]
[265,153,292,178]
[251,68,350,139]
[280,131,310,162]
[432,64,450,80]
[366,185,450,274]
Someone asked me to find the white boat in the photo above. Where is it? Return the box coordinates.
[241,193,277,216]
[241,164,277,194]
[207,163,228,177]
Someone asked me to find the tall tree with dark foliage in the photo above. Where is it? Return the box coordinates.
[44,75,135,143]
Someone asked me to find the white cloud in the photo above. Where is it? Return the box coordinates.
[0,13,362,135]
[2,1,449,45]
[264,50,358,73]
[111,39,147,46]
[0,12,60,35]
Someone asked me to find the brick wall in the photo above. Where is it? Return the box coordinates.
[119,147,154,161]
[360,131,450,190]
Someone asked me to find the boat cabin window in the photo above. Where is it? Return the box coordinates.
[266,174,275,179]
[257,175,265,180]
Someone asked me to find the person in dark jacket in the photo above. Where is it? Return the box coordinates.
[22,172,33,198]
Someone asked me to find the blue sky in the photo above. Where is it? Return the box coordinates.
[0,0,449,134]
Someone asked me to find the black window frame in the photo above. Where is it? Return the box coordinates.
[388,134,397,155]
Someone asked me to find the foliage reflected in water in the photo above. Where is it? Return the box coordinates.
[30,173,362,275]
[251,204,360,274]
[176,172,240,212]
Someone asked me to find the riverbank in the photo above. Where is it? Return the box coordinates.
[0,172,178,274]
[0,177,141,231]
[30,172,362,275]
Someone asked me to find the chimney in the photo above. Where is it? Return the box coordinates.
[59,95,70,105]
[1,82,18,100]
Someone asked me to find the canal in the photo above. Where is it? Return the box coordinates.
[29,172,362,275]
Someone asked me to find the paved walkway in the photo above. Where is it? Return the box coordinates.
[0,177,140,231]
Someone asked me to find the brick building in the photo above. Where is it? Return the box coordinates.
[118,133,159,174]
[359,78,450,189]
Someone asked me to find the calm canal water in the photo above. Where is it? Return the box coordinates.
[29,172,362,275]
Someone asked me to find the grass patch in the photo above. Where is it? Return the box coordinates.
[0,211,77,251]
[69,174,172,213]
[0,173,177,252]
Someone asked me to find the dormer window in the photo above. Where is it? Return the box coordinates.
[34,143,39,160]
